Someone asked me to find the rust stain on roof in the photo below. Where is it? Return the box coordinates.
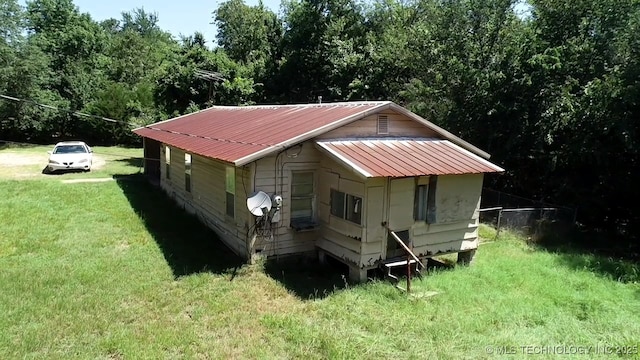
[316,139,504,177]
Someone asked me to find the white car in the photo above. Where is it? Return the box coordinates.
[46,141,93,173]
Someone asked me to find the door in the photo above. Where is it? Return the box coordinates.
[386,178,415,259]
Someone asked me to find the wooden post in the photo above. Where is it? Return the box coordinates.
[496,209,503,239]
[406,252,411,293]
[406,238,413,293]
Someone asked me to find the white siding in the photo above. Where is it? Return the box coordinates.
[317,110,438,139]
[160,145,250,258]
[154,141,485,266]
[408,174,484,257]
[316,155,367,266]
[249,141,322,256]
[388,178,415,230]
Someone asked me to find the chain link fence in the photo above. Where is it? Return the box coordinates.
[480,188,577,236]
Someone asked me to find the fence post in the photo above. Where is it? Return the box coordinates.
[496,209,502,239]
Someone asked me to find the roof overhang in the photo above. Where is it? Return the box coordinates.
[316,138,504,178]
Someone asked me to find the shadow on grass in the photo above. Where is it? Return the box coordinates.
[41,166,87,175]
[113,157,143,168]
[263,255,351,300]
[114,174,243,278]
[522,223,640,283]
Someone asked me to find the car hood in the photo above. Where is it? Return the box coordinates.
[49,153,92,162]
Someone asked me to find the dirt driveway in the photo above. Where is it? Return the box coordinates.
[0,152,106,179]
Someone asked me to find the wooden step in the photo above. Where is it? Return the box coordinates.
[383,259,417,268]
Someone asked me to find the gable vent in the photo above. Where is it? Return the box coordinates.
[377,115,389,135]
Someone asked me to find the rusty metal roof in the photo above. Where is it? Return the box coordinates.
[316,138,504,177]
[134,102,391,165]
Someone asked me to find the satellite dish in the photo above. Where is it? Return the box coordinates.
[247,191,272,216]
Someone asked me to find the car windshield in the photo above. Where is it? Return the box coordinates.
[53,145,87,154]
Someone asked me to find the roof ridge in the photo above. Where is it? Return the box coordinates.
[317,137,443,143]
[210,101,391,110]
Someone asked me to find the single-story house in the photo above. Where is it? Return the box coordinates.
[133,101,503,281]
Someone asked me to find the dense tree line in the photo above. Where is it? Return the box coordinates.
[1,0,638,247]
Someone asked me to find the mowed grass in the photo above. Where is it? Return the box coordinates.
[0,143,143,180]
[0,147,639,359]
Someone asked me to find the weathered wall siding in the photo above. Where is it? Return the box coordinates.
[361,241,383,256]
[413,238,479,257]
[154,128,486,266]
[250,141,322,256]
[316,155,370,266]
[435,174,483,223]
[159,145,249,258]
[235,165,252,229]
[254,231,317,256]
[317,110,438,139]
[412,219,479,237]
[316,236,361,267]
[412,225,478,246]
[328,216,362,239]
[161,145,185,191]
[388,177,415,230]
[365,185,385,244]
[404,174,484,257]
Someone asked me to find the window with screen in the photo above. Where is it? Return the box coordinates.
[291,172,315,223]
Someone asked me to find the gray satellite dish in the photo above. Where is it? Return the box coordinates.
[247,191,272,216]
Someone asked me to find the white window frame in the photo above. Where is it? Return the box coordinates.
[290,171,316,226]
[330,189,362,225]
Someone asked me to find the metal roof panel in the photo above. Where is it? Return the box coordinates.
[133,102,390,164]
[316,139,504,178]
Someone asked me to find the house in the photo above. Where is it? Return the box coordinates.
[133,101,504,281]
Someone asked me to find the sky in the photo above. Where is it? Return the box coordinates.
[22,0,530,45]
[56,0,281,44]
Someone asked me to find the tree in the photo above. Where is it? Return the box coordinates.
[214,0,282,101]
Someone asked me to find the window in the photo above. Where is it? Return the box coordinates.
[330,189,362,225]
[165,146,171,179]
[414,176,437,223]
[377,115,389,135]
[185,153,192,192]
[415,185,428,221]
[291,172,315,223]
[225,166,235,218]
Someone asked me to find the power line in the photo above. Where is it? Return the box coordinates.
[0,94,135,126]
[1,93,271,149]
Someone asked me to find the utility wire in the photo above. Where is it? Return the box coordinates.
[0,94,135,126]
[1,93,276,149]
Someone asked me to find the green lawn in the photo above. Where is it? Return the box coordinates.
[0,147,638,359]
[0,143,143,180]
